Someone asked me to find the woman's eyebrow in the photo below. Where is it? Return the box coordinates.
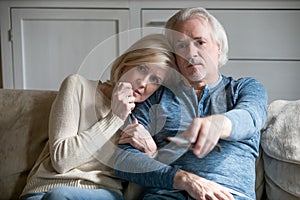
[151,73,163,83]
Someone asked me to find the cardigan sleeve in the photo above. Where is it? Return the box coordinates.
[48,74,124,173]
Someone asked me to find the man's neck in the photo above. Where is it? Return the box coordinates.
[189,74,221,99]
[190,81,206,99]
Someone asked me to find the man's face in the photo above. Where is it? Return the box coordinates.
[172,17,221,84]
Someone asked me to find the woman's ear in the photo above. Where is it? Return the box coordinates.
[118,68,126,81]
[118,69,123,78]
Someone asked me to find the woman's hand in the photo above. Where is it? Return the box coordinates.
[119,118,157,157]
[111,82,136,121]
[174,170,235,200]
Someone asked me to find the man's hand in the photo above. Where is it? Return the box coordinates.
[174,170,235,200]
[119,118,157,157]
[181,114,232,158]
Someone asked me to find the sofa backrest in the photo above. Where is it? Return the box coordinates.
[1,88,299,200]
[0,89,57,199]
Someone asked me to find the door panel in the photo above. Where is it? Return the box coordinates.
[11,8,129,90]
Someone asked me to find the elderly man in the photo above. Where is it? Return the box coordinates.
[115,7,267,200]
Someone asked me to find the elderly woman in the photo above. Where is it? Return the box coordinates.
[20,33,177,200]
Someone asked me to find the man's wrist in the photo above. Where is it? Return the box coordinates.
[173,169,189,191]
[214,114,232,139]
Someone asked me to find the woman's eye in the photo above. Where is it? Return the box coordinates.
[149,75,161,84]
[175,43,187,50]
[137,65,147,72]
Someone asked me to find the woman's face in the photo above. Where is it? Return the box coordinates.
[119,64,168,102]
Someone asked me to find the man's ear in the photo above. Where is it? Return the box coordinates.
[217,44,222,55]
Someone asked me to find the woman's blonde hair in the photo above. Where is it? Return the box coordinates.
[110,34,177,83]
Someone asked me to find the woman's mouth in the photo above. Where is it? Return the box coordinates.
[134,90,141,96]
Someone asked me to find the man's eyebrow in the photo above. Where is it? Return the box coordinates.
[175,37,204,42]
[193,37,205,40]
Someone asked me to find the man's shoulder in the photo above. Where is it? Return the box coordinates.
[150,85,177,100]
[135,86,179,111]
[222,75,262,87]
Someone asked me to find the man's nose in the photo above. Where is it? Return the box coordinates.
[187,42,199,59]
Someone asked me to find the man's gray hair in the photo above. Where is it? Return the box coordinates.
[165,7,229,67]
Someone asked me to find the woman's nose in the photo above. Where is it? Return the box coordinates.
[136,77,147,88]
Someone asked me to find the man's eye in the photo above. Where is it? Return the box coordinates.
[196,41,205,46]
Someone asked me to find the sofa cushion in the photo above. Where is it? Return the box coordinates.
[0,89,57,199]
[255,147,265,200]
[261,99,300,199]
[263,152,300,199]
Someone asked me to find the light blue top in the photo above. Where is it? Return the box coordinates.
[114,75,268,199]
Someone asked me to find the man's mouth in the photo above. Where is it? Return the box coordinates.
[186,58,204,68]
[186,63,202,68]
[187,63,196,68]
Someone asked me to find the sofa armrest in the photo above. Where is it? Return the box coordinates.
[0,89,57,199]
[261,100,300,200]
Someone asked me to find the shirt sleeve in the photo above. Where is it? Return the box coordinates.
[224,78,268,141]
[114,87,180,189]
[114,144,180,189]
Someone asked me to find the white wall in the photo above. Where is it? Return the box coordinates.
[1,0,300,102]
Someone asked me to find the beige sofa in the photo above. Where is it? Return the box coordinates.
[0,89,299,200]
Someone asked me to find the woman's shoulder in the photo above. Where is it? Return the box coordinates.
[62,74,87,85]
[59,74,97,91]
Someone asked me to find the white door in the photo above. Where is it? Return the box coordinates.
[11,8,129,90]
